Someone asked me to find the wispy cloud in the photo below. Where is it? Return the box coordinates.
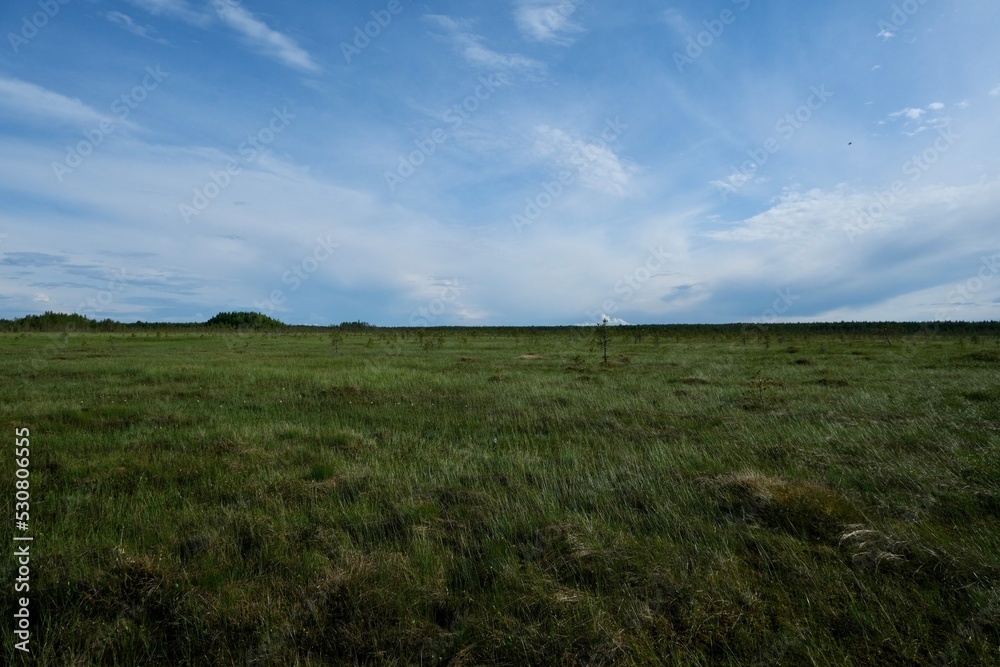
[534,125,635,196]
[105,11,168,43]
[211,0,320,73]
[0,77,109,126]
[708,187,875,243]
[708,180,999,245]
[660,9,689,35]
[125,0,318,72]
[426,14,544,76]
[889,107,925,121]
[125,0,211,28]
[710,170,762,197]
[514,0,585,45]
[885,103,950,135]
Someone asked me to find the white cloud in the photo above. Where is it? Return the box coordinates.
[125,0,318,72]
[889,107,925,121]
[514,0,585,45]
[805,276,1000,322]
[990,85,1000,97]
[709,180,1000,247]
[105,11,167,43]
[710,170,762,197]
[886,103,950,136]
[0,77,109,127]
[212,0,319,73]
[125,0,211,28]
[426,14,544,76]
[660,9,688,34]
[423,13,463,32]
[877,28,895,40]
[707,187,868,243]
[534,126,635,196]
[576,315,630,326]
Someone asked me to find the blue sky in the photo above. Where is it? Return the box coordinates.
[1,0,999,325]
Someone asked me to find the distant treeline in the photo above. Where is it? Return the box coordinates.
[0,311,289,332]
[0,311,998,336]
[0,311,371,332]
[204,311,287,329]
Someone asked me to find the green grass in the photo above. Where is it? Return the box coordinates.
[2,328,999,665]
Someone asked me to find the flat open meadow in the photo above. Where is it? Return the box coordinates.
[2,325,999,665]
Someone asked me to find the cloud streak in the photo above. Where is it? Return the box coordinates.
[0,77,109,127]
[105,11,168,43]
[212,0,320,73]
[426,14,544,76]
[124,0,319,72]
[514,0,586,45]
[534,123,635,196]
[125,0,211,28]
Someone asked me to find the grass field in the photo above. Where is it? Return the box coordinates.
[2,327,999,665]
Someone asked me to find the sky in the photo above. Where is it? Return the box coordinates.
[1,0,999,326]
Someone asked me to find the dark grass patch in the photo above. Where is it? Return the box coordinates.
[958,351,1000,364]
[305,462,337,482]
[275,474,368,506]
[961,390,998,402]
[708,471,861,542]
[835,523,990,593]
[297,553,452,662]
[40,405,144,432]
[305,384,379,404]
[31,551,239,665]
[928,489,1000,522]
